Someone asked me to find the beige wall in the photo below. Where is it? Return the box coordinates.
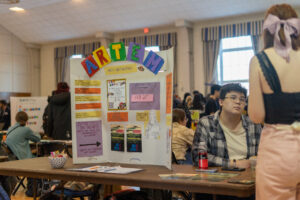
[0,25,40,97]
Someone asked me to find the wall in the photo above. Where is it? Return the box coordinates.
[0,25,40,97]
[40,37,102,96]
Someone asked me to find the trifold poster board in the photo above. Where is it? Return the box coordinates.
[70,46,173,169]
[10,97,48,132]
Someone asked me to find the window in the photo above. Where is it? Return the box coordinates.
[70,54,83,59]
[217,36,254,93]
[145,46,160,52]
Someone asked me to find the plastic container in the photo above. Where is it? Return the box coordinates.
[198,141,208,169]
[48,155,67,169]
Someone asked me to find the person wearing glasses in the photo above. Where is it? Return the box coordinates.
[192,83,262,168]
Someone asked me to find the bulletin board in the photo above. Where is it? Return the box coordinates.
[70,43,173,169]
[10,97,48,132]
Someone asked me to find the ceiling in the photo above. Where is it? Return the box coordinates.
[0,0,300,44]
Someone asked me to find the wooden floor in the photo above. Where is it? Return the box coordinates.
[10,187,38,200]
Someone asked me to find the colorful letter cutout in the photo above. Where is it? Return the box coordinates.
[93,46,111,68]
[81,55,99,77]
[127,42,145,64]
[143,51,164,75]
[110,42,126,61]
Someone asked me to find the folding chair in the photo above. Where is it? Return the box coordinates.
[1,142,26,195]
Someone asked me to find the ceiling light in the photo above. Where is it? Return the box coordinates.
[9,7,24,12]
[0,0,19,4]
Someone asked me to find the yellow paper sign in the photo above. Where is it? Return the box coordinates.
[75,96,101,102]
[136,112,149,122]
[191,110,200,121]
[104,64,137,75]
[75,80,101,87]
[156,110,160,123]
[166,115,172,126]
[76,111,101,118]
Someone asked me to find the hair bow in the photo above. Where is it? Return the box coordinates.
[263,14,300,62]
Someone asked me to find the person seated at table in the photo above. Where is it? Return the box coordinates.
[172,108,194,165]
[5,111,42,197]
[204,84,221,116]
[192,83,262,168]
[5,111,41,160]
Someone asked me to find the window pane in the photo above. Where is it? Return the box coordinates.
[222,36,252,49]
[222,50,254,81]
[145,46,160,52]
[240,82,249,95]
[71,54,82,58]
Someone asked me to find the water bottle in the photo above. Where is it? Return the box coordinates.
[198,141,208,169]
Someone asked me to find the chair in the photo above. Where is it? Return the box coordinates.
[1,142,26,195]
[171,151,192,200]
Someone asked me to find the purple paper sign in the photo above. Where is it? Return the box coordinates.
[127,42,145,64]
[129,82,160,110]
[76,121,103,157]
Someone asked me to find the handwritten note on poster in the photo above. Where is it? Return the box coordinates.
[107,112,128,122]
[75,103,101,110]
[105,64,137,75]
[136,112,149,122]
[126,125,142,152]
[75,96,101,102]
[129,82,160,110]
[107,79,127,110]
[75,80,101,87]
[131,94,153,102]
[166,73,172,114]
[76,111,101,118]
[111,125,125,152]
[75,88,101,94]
[76,121,103,157]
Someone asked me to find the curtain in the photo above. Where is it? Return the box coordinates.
[203,40,220,94]
[251,35,261,54]
[120,33,178,92]
[54,42,101,84]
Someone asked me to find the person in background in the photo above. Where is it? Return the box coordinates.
[5,111,41,160]
[248,4,300,200]
[172,108,194,165]
[204,84,221,116]
[192,84,261,168]
[0,100,10,130]
[5,111,42,197]
[183,94,193,128]
[193,90,200,97]
[47,82,72,140]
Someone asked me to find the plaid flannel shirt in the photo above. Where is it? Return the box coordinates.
[192,111,262,167]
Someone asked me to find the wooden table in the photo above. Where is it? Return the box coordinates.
[32,140,72,157]
[0,157,254,198]
[0,156,8,162]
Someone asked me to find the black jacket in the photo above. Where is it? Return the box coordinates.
[47,92,71,140]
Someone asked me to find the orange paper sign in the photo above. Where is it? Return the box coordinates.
[75,88,101,94]
[166,73,172,114]
[107,112,128,122]
[75,103,102,110]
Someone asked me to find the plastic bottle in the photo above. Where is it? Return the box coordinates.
[198,141,208,169]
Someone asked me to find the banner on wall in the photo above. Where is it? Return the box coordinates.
[70,43,174,169]
[10,97,48,133]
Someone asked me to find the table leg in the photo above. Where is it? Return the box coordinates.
[213,194,217,200]
[33,179,37,200]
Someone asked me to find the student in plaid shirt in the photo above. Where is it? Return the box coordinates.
[192,83,262,168]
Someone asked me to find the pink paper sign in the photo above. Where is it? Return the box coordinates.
[131,94,154,102]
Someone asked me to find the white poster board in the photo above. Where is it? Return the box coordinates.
[10,97,48,132]
[70,47,173,169]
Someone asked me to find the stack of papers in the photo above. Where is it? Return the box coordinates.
[67,165,143,174]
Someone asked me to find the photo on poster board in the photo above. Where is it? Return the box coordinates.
[107,79,127,110]
[111,124,125,152]
[126,125,142,153]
